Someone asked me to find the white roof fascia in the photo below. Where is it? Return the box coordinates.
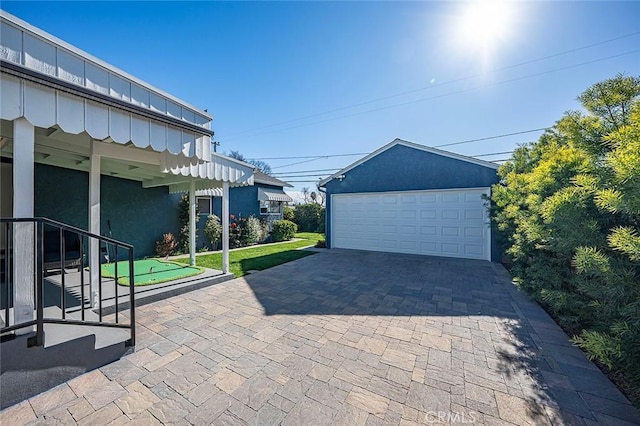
[318,138,499,187]
[0,10,212,121]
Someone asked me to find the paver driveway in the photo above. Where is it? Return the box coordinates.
[3,250,639,425]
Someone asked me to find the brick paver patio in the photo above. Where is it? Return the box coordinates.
[2,250,639,425]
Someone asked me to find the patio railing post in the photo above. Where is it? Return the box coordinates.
[114,245,118,324]
[35,220,44,346]
[127,248,135,346]
[3,222,10,329]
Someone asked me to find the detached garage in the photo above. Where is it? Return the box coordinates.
[319,139,500,261]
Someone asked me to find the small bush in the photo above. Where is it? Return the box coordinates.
[272,220,297,242]
[240,216,262,246]
[155,233,177,257]
[315,240,327,248]
[283,205,295,222]
[177,194,199,253]
[204,214,222,250]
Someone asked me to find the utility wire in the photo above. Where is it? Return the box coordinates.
[276,151,515,177]
[229,50,639,141]
[255,128,542,163]
[434,128,547,148]
[253,153,368,161]
[271,168,341,175]
[223,31,640,140]
[472,151,514,157]
[271,158,329,170]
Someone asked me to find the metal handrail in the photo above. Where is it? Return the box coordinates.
[0,217,135,347]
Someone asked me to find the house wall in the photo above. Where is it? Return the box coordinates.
[34,163,181,258]
[323,144,501,261]
[196,183,285,249]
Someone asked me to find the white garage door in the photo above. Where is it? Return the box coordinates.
[331,188,491,260]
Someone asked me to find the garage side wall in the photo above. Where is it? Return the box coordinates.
[324,144,501,261]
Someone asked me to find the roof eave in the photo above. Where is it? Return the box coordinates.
[319,138,500,186]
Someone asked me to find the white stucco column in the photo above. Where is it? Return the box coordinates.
[189,180,196,266]
[12,118,35,332]
[89,141,101,307]
[222,181,229,274]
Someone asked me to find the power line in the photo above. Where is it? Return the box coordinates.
[276,174,333,178]
[276,151,516,177]
[472,151,513,157]
[271,168,341,175]
[252,153,368,161]
[251,49,640,137]
[223,50,639,142]
[223,31,640,140]
[264,127,546,170]
[271,158,329,170]
[434,128,547,148]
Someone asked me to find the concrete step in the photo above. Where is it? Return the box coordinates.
[42,305,131,349]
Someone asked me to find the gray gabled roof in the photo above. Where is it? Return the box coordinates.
[319,138,499,187]
[254,171,293,188]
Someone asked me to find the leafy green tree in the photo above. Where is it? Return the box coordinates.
[293,203,325,233]
[492,74,640,404]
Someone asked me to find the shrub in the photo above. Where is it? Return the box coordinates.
[293,203,325,233]
[177,194,198,253]
[240,216,262,246]
[491,75,640,406]
[229,215,242,248]
[204,214,222,250]
[271,220,297,242]
[283,205,295,222]
[155,233,177,257]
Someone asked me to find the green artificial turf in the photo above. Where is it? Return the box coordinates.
[176,233,323,278]
[101,259,205,286]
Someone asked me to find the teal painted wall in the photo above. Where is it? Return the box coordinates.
[34,164,181,258]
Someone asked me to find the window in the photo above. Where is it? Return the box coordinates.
[197,197,212,215]
[260,200,282,214]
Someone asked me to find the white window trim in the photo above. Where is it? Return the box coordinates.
[260,200,283,215]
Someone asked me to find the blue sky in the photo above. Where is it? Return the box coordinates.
[3,1,639,192]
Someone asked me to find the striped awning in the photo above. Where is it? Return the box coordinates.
[258,188,293,202]
[165,153,255,194]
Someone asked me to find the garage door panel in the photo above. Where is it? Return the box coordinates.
[464,244,484,256]
[441,243,461,255]
[441,227,459,237]
[401,194,417,203]
[332,188,490,260]
[441,210,459,220]
[464,227,484,238]
[421,194,437,203]
[400,210,416,219]
[441,193,460,203]
[421,226,436,235]
[464,209,483,220]
[420,241,438,253]
[399,225,417,235]
[421,209,437,219]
